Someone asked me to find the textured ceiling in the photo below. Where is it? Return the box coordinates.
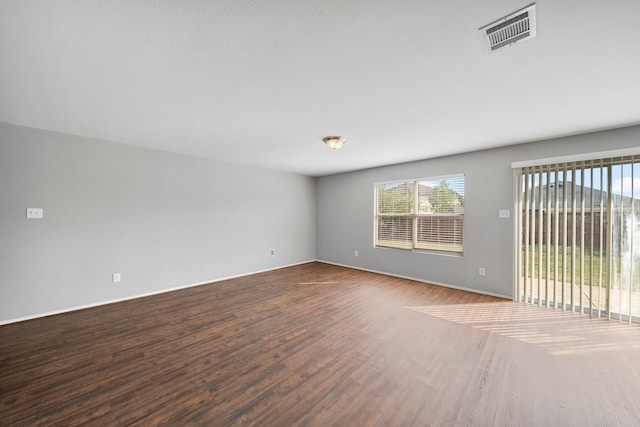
[2,1,640,176]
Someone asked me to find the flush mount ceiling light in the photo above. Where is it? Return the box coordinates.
[323,136,346,150]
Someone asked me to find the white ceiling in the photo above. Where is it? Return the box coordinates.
[2,1,640,176]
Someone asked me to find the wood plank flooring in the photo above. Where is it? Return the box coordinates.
[2,262,640,426]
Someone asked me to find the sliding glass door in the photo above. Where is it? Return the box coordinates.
[516,156,640,322]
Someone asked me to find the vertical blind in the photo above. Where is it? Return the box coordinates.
[517,156,640,322]
[375,175,464,254]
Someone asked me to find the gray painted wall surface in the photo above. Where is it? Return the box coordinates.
[316,125,640,298]
[0,123,316,323]
[2,122,639,323]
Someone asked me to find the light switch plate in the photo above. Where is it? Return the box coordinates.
[499,209,510,219]
[26,208,43,219]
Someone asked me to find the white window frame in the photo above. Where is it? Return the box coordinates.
[374,174,465,256]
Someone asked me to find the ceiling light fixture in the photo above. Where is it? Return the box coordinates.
[323,136,346,150]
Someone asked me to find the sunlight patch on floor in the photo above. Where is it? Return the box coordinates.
[405,302,640,356]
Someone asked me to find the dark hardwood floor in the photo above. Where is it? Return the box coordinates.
[2,262,640,426]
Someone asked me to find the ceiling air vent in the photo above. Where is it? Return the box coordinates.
[479,4,536,53]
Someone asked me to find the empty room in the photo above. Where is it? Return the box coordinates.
[2,1,640,425]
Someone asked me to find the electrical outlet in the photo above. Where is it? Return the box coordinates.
[112,273,121,283]
[354,250,359,257]
[479,268,486,276]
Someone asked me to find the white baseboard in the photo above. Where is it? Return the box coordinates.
[316,260,513,300]
[0,260,315,326]
[1,259,512,325]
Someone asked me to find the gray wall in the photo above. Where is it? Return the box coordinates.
[0,123,316,323]
[2,122,639,323]
[316,125,640,298]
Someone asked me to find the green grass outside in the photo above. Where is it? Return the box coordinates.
[522,245,640,289]
[523,245,607,287]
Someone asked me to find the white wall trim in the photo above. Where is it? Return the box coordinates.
[511,147,640,169]
[317,260,512,300]
[1,259,513,325]
[0,260,315,326]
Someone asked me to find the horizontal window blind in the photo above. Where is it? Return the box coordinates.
[375,175,464,255]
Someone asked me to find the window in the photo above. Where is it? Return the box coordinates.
[517,155,640,322]
[375,175,465,255]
